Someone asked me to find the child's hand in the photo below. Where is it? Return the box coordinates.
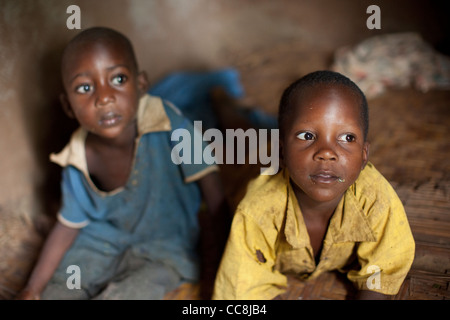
[15,288,40,300]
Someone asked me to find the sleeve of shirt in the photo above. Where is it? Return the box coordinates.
[347,176,415,295]
[164,100,219,183]
[57,167,90,229]
[212,209,287,300]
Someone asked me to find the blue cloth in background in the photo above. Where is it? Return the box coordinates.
[148,68,243,130]
[148,68,278,130]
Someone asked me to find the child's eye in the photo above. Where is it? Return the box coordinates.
[75,84,92,94]
[296,132,316,141]
[338,134,356,142]
[111,74,127,85]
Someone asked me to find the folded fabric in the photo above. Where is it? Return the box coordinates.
[148,68,278,130]
[331,32,450,98]
[148,68,244,130]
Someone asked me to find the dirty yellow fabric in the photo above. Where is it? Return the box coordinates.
[213,163,415,300]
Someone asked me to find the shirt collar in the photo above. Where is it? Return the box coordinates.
[283,168,376,249]
[136,94,171,135]
[49,94,171,173]
[328,185,377,243]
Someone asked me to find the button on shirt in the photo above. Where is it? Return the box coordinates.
[50,94,218,283]
[213,163,415,299]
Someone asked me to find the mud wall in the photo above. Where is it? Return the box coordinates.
[0,0,447,221]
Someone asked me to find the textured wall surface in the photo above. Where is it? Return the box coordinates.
[0,0,446,225]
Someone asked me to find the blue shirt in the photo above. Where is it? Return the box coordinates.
[50,94,218,281]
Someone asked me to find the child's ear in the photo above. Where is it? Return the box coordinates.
[362,141,370,169]
[59,93,75,119]
[137,71,149,96]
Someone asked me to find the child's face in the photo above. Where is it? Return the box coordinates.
[60,40,147,140]
[281,84,369,206]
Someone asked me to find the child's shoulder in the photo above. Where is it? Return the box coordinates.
[140,93,195,133]
[351,162,404,217]
[354,162,395,194]
[137,94,174,133]
[236,170,288,223]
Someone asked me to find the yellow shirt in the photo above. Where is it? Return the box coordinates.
[213,163,415,299]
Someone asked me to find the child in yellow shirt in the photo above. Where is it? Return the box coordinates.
[213,70,415,300]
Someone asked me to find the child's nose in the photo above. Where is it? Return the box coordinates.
[313,141,338,162]
[95,84,115,107]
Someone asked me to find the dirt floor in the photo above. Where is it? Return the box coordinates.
[1,42,449,300]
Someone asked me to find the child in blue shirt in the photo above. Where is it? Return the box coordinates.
[17,27,228,300]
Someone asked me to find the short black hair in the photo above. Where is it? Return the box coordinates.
[61,27,139,76]
[278,70,369,140]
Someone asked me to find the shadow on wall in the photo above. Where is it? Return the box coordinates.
[18,44,78,231]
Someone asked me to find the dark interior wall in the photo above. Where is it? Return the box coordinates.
[0,0,447,220]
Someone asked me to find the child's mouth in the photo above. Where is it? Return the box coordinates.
[98,111,122,127]
[309,172,345,184]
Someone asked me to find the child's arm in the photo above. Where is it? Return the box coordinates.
[16,221,79,300]
[213,206,287,300]
[197,171,231,299]
[347,174,415,297]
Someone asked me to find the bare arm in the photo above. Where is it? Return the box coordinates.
[197,171,231,299]
[16,221,80,300]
